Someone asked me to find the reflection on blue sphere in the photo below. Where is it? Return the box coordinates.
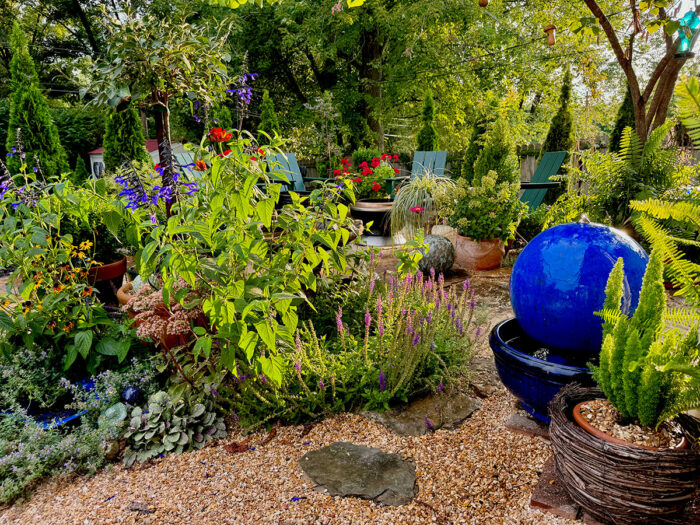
[510,222,648,355]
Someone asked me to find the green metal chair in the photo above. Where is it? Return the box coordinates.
[266,153,329,191]
[387,150,448,197]
[519,151,566,210]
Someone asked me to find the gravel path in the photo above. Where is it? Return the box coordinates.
[1,388,579,525]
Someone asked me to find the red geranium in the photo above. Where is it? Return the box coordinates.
[370,157,381,168]
[209,127,233,142]
[362,167,374,176]
[353,177,362,183]
[333,169,341,176]
[381,153,391,161]
[393,154,399,161]
[359,161,368,168]
[340,158,351,166]
[372,182,381,192]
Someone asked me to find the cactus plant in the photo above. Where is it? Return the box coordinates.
[122,391,226,467]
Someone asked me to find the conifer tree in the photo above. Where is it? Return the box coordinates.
[257,90,280,145]
[72,156,90,185]
[540,69,574,158]
[472,118,519,185]
[461,117,489,183]
[609,87,635,153]
[6,23,69,177]
[416,91,438,152]
[102,104,151,172]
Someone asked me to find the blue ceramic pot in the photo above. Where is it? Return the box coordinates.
[122,386,144,405]
[490,318,593,423]
[510,222,648,356]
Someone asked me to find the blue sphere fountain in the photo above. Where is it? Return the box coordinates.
[490,222,649,422]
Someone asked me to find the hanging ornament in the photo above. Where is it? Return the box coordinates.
[478,0,488,7]
[676,10,700,56]
[544,24,557,46]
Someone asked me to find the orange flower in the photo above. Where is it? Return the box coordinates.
[209,127,233,142]
[62,322,74,333]
[82,287,93,296]
[53,284,65,293]
[194,160,208,171]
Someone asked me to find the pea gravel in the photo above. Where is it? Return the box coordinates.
[1,388,581,525]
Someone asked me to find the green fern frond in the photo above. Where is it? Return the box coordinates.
[597,307,623,327]
[619,126,643,168]
[676,77,700,149]
[664,307,700,326]
[630,199,700,229]
[642,121,674,161]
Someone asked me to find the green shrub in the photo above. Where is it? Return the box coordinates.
[539,69,574,159]
[103,105,151,172]
[609,86,634,153]
[592,250,700,427]
[51,106,106,168]
[446,170,526,242]
[72,156,91,185]
[461,116,489,183]
[416,91,438,151]
[6,23,69,178]
[257,90,280,145]
[472,118,519,186]
[352,147,381,167]
[517,206,548,241]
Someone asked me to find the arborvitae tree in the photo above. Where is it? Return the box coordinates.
[609,86,635,153]
[72,156,90,185]
[257,90,280,145]
[461,117,489,183]
[472,118,519,185]
[6,23,69,177]
[416,91,438,151]
[539,69,574,158]
[102,104,151,172]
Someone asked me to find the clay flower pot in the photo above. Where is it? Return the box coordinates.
[88,256,127,305]
[453,235,504,271]
[572,400,687,451]
[350,199,393,236]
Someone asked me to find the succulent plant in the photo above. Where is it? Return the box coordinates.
[122,391,226,467]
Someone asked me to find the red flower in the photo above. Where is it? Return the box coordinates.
[218,149,233,157]
[257,147,265,156]
[333,169,341,176]
[410,206,425,213]
[340,158,351,166]
[342,167,349,172]
[362,167,374,176]
[359,161,368,168]
[194,160,208,171]
[250,156,257,161]
[394,167,399,174]
[393,154,399,161]
[353,177,362,183]
[370,158,381,168]
[372,182,381,192]
[381,153,391,161]
[209,127,233,142]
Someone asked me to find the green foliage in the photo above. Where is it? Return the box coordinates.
[544,122,682,227]
[390,172,456,238]
[352,147,381,167]
[416,91,438,152]
[6,23,69,178]
[539,69,574,158]
[461,115,489,183]
[396,230,427,277]
[676,76,700,147]
[472,118,519,186]
[446,170,526,242]
[123,391,226,467]
[257,90,280,145]
[102,105,151,173]
[609,86,635,153]
[72,156,90,185]
[230,268,481,427]
[517,206,548,242]
[591,250,700,427]
[51,106,106,168]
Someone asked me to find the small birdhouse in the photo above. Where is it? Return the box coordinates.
[478,0,489,7]
[544,24,557,46]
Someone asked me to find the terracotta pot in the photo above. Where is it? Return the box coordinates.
[573,401,687,451]
[88,256,127,284]
[453,235,505,271]
[117,282,134,308]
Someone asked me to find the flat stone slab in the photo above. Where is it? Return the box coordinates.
[505,412,549,441]
[530,456,578,520]
[362,392,482,436]
[469,357,505,398]
[299,442,417,506]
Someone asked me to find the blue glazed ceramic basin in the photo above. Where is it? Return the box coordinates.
[510,222,648,356]
[490,318,593,423]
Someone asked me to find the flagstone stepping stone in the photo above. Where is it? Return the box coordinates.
[361,392,482,436]
[299,442,417,506]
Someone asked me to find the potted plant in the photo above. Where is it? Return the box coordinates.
[549,249,700,524]
[439,170,526,270]
[390,172,456,241]
[340,153,400,236]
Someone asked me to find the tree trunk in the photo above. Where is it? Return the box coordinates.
[139,109,149,139]
[154,104,173,215]
[360,26,384,151]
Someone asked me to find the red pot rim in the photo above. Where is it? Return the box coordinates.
[89,256,127,283]
[572,401,687,451]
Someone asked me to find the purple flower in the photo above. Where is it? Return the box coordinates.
[376,296,383,316]
[318,379,325,390]
[438,274,444,285]
[430,267,435,279]
[260,374,268,384]
[470,298,476,309]
[294,361,302,373]
[379,370,386,392]
[475,327,482,336]
[295,332,303,353]
[336,308,344,333]
[425,418,434,430]
[150,213,157,224]
[364,309,371,328]
[412,334,420,346]
[463,279,471,291]
[210,386,218,397]
[369,277,375,294]
[378,320,385,337]
[430,341,435,352]
[426,311,432,324]
[437,381,444,393]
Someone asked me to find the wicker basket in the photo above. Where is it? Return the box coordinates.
[549,384,700,525]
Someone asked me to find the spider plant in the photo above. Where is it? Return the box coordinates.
[390,171,456,238]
